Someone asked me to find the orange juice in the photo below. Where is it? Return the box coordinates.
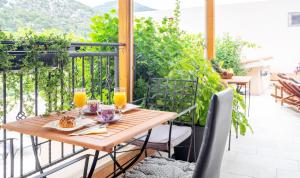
[74,91,87,108]
[114,92,126,108]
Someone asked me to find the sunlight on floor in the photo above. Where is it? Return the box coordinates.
[221,91,300,178]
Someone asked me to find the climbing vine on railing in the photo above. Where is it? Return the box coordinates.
[0,30,71,118]
[0,29,117,121]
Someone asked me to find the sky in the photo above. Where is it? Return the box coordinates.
[76,0,270,10]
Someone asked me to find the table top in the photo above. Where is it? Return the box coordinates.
[2,109,178,153]
[223,76,252,85]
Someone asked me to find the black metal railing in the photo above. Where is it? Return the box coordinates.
[0,42,124,178]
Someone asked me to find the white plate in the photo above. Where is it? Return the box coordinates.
[115,104,141,113]
[43,119,96,132]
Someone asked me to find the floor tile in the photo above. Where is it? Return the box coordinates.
[221,92,300,178]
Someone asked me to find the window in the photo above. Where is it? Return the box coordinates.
[288,12,300,27]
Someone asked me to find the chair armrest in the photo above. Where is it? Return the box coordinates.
[177,104,197,118]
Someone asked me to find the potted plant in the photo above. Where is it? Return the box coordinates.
[169,35,252,162]
[0,30,70,71]
[212,60,234,79]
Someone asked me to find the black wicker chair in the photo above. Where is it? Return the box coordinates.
[124,88,233,178]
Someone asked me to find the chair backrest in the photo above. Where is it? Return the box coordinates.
[145,78,198,114]
[193,88,233,178]
[278,79,300,97]
[289,81,300,97]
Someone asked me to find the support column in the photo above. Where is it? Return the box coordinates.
[206,0,215,60]
[118,0,134,101]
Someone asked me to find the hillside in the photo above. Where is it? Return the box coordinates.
[93,0,155,14]
[0,0,155,37]
[0,0,94,36]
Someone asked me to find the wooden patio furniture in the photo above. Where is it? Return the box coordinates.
[274,74,300,111]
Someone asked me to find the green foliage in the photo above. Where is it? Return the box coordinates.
[134,17,184,97]
[0,30,71,117]
[0,31,15,71]
[89,9,118,43]
[216,34,256,75]
[88,10,252,135]
[168,34,252,135]
[169,34,222,125]
[15,29,70,70]
[232,90,253,135]
[173,0,181,28]
[0,31,15,120]
[0,28,117,123]
[89,10,185,99]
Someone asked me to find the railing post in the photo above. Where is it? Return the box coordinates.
[3,72,7,178]
[114,46,119,88]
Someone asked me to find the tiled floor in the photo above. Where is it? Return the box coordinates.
[221,93,300,178]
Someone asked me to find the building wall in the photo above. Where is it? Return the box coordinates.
[136,0,300,73]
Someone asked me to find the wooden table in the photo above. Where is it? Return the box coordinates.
[2,109,178,178]
[223,76,252,116]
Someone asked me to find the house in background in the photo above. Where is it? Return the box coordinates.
[136,0,300,73]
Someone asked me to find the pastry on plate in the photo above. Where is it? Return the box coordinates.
[59,116,76,128]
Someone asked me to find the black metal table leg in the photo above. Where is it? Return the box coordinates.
[83,156,90,178]
[86,129,152,178]
[30,136,44,177]
[113,146,116,177]
[112,129,152,178]
[244,84,247,116]
[9,139,15,178]
[109,153,125,174]
[248,81,251,117]
[228,128,231,151]
[87,151,99,178]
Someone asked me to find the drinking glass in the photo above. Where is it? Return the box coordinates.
[113,87,126,114]
[74,88,87,119]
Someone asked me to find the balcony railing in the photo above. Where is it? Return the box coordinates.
[0,42,124,178]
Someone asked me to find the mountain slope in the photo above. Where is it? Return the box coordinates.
[0,0,94,36]
[93,0,155,13]
[0,0,155,36]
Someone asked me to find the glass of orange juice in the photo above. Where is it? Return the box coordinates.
[74,88,87,119]
[114,87,126,114]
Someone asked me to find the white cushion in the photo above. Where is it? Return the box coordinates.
[132,124,192,151]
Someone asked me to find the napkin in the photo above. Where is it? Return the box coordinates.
[70,125,107,136]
